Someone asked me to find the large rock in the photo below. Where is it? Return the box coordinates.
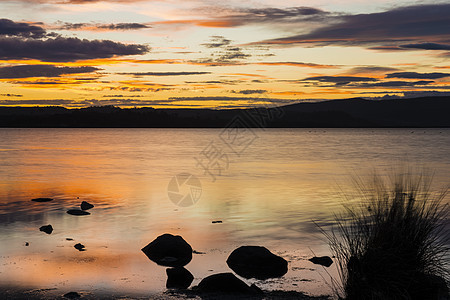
[141,233,192,267]
[31,198,53,202]
[197,273,259,294]
[166,267,194,289]
[309,256,333,267]
[80,201,94,210]
[67,209,90,216]
[226,246,288,280]
[39,225,53,234]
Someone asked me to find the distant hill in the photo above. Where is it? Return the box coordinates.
[0,96,449,128]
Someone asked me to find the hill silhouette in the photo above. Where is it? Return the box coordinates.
[0,96,449,128]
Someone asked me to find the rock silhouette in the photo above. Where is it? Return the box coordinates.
[197,273,259,294]
[141,233,192,267]
[166,267,194,289]
[80,201,94,210]
[74,243,85,251]
[226,246,288,280]
[67,209,90,216]
[39,225,53,234]
[31,198,53,202]
[63,291,81,298]
[309,256,333,267]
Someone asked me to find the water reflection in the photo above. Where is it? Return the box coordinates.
[0,128,449,297]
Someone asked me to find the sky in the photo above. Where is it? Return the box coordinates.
[0,0,449,108]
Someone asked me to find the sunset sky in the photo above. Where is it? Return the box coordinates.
[0,0,449,108]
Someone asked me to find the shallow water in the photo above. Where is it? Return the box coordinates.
[0,128,449,298]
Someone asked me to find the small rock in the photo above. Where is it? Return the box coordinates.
[63,291,81,298]
[67,209,90,216]
[74,243,85,251]
[212,220,222,224]
[226,246,288,280]
[80,201,94,211]
[66,238,74,241]
[141,233,192,267]
[197,273,259,294]
[166,267,194,289]
[25,242,29,246]
[193,250,205,254]
[309,256,333,267]
[31,198,53,202]
[39,225,53,234]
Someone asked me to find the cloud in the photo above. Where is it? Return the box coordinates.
[154,6,330,29]
[256,61,338,68]
[119,71,211,77]
[355,81,434,88]
[0,93,23,97]
[0,37,149,62]
[231,89,267,95]
[54,22,150,31]
[348,66,398,74]
[0,19,46,38]
[301,76,378,85]
[0,65,100,79]
[400,43,450,50]
[386,72,450,79]
[201,36,232,48]
[255,4,450,48]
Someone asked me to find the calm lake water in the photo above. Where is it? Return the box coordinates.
[0,128,449,298]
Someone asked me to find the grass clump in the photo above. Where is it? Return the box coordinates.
[323,169,449,299]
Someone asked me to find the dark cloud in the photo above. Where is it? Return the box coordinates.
[231,89,267,95]
[349,66,398,74]
[201,36,232,48]
[55,22,150,31]
[386,72,450,79]
[168,96,295,105]
[0,19,46,38]
[301,76,378,85]
[119,71,211,77]
[400,43,450,50]
[349,80,434,88]
[0,93,23,97]
[0,37,149,62]
[0,65,100,79]
[256,4,450,48]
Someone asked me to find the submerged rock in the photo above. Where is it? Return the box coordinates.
[166,267,194,289]
[63,291,81,299]
[31,198,53,202]
[141,233,192,267]
[74,243,85,251]
[197,273,260,294]
[211,220,222,224]
[309,256,333,267]
[80,201,94,211]
[67,209,90,216]
[226,246,288,280]
[39,225,53,234]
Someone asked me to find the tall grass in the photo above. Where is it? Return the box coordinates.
[322,169,449,299]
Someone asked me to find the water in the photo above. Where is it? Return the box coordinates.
[0,128,449,298]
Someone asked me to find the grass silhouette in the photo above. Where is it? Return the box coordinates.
[322,169,449,299]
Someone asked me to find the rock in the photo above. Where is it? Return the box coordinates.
[39,225,53,234]
[309,256,333,267]
[80,201,94,211]
[63,291,81,298]
[66,238,74,241]
[67,209,90,216]
[141,233,192,267]
[226,246,288,280]
[193,250,205,254]
[74,243,85,251]
[31,198,53,202]
[25,242,29,246]
[166,267,194,289]
[197,273,258,294]
[212,220,222,223]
